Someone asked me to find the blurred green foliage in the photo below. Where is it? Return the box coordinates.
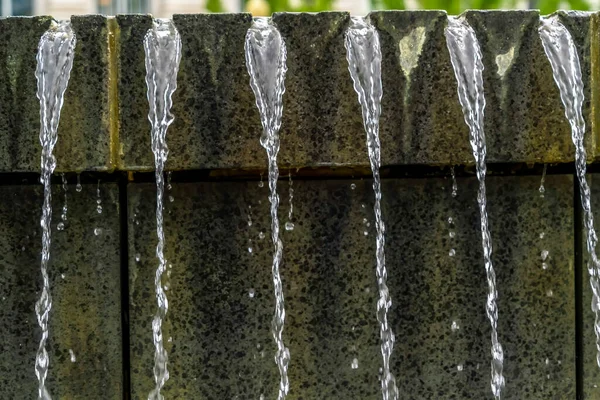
[373,0,590,14]
[228,0,593,14]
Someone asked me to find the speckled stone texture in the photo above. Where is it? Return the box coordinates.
[129,174,574,399]
[0,183,122,398]
[0,16,112,173]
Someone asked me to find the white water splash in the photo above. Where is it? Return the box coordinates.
[345,17,398,400]
[539,16,600,368]
[144,18,182,400]
[445,16,504,399]
[245,18,290,400]
[35,20,76,400]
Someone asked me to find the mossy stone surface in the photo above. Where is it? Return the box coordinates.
[56,15,113,172]
[0,16,112,173]
[117,13,265,171]
[369,10,471,166]
[465,10,593,163]
[0,183,122,398]
[129,174,574,399]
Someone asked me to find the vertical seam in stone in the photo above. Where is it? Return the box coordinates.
[108,17,120,172]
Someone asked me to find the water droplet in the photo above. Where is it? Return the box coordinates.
[541,250,549,261]
[57,222,65,231]
[258,181,264,188]
[449,249,456,257]
[97,205,103,214]
[61,274,65,279]
[542,262,549,270]
[94,227,102,236]
[449,231,456,238]
[448,217,453,224]
[247,220,252,227]
[363,231,369,236]
[75,183,82,192]
[69,349,76,363]
[285,221,295,231]
[169,195,174,203]
[540,232,545,239]
[546,289,553,297]
[248,288,255,298]
[451,320,460,332]
[457,364,463,371]
[260,395,265,400]
[248,247,253,254]
[351,358,359,369]
[363,218,368,224]
[350,183,356,190]
[135,253,141,262]
[361,203,366,209]
[258,231,265,240]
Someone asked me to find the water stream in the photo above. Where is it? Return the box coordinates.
[143,18,182,400]
[539,16,600,367]
[245,18,290,399]
[345,17,398,400]
[445,16,505,399]
[34,20,76,400]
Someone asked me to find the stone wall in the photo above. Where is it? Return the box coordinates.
[0,10,598,400]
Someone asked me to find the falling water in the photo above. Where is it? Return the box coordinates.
[58,173,67,231]
[143,19,182,400]
[96,180,102,214]
[538,164,548,198]
[34,20,76,400]
[285,172,294,231]
[450,166,458,198]
[245,18,290,400]
[345,17,398,400]
[445,17,505,398]
[539,16,600,367]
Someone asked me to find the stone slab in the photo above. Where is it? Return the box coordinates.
[0,183,122,398]
[116,13,265,171]
[0,16,113,173]
[129,174,574,398]
[371,10,595,165]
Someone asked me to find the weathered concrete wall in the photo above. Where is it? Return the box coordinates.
[0,183,122,398]
[128,175,574,399]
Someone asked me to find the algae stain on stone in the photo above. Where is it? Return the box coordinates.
[398,26,426,80]
[495,46,515,79]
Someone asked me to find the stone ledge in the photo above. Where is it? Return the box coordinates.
[115,11,597,171]
[0,12,596,172]
[0,15,112,173]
